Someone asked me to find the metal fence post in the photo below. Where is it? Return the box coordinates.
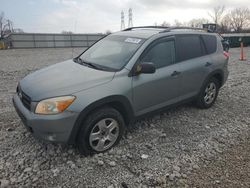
[53,34,56,48]
[33,34,36,48]
[86,35,89,47]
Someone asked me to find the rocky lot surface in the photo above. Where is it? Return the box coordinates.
[0,47,249,188]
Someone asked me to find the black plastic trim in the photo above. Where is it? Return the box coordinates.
[68,95,134,144]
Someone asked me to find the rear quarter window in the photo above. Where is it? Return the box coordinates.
[202,35,217,54]
[176,35,205,62]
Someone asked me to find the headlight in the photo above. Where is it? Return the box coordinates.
[35,96,76,114]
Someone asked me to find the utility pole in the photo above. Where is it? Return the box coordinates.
[128,8,133,28]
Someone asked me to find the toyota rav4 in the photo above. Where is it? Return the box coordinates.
[13,26,229,155]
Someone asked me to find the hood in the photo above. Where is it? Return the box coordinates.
[20,60,115,101]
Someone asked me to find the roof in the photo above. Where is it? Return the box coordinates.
[112,29,160,39]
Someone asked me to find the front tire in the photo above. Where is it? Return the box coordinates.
[77,107,125,155]
[196,77,220,109]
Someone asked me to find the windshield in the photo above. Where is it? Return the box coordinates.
[79,35,144,71]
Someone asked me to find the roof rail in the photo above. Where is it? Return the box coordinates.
[123,26,170,31]
[122,26,209,33]
[160,26,206,33]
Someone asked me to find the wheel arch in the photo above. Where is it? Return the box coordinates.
[68,95,134,144]
[206,69,224,88]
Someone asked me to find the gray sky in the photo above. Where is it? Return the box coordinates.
[1,0,250,33]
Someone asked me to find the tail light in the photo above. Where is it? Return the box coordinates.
[223,51,229,58]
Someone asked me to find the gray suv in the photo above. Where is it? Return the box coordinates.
[13,26,229,155]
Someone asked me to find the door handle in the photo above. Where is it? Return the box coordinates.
[205,62,212,67]
[171,71,181,77]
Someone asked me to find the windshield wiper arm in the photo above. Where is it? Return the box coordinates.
[74,57,101,70]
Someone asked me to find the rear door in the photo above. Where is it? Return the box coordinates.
[132,37,182,116]
[203,34,227,71]
[175,34,212,99]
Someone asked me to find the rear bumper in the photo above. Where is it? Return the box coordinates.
[13,94,79,143]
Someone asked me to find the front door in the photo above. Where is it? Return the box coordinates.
[132,38,182,116]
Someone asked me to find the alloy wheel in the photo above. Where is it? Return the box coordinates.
[204,82,217,104]
[89,118,119,152]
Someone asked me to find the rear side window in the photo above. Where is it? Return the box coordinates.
[141,40,175,69]
[202,35,217,54]
[176,35,204,62]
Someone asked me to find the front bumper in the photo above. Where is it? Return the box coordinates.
[13,94,79,143]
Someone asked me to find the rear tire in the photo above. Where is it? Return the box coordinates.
[196,77,220,109]
[77,107,125,155]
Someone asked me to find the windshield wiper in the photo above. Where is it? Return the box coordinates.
[73,57,118,72]
[74,57,102,70]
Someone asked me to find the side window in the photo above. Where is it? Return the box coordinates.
[202,35,217,54]
[141,40,175,69]
[176,35,205,62]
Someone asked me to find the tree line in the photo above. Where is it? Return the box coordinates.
[0,12,24,39]
[160,6,250,33]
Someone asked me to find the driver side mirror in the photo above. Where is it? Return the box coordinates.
[134,62,156,76]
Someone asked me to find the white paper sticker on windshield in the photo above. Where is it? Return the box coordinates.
[125,38,142,44]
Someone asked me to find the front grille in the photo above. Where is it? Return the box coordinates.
[21,92,31,110]
[17,86,32,111]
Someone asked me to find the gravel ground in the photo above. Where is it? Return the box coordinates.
[187,134,250,188]
[0,47,249,188]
